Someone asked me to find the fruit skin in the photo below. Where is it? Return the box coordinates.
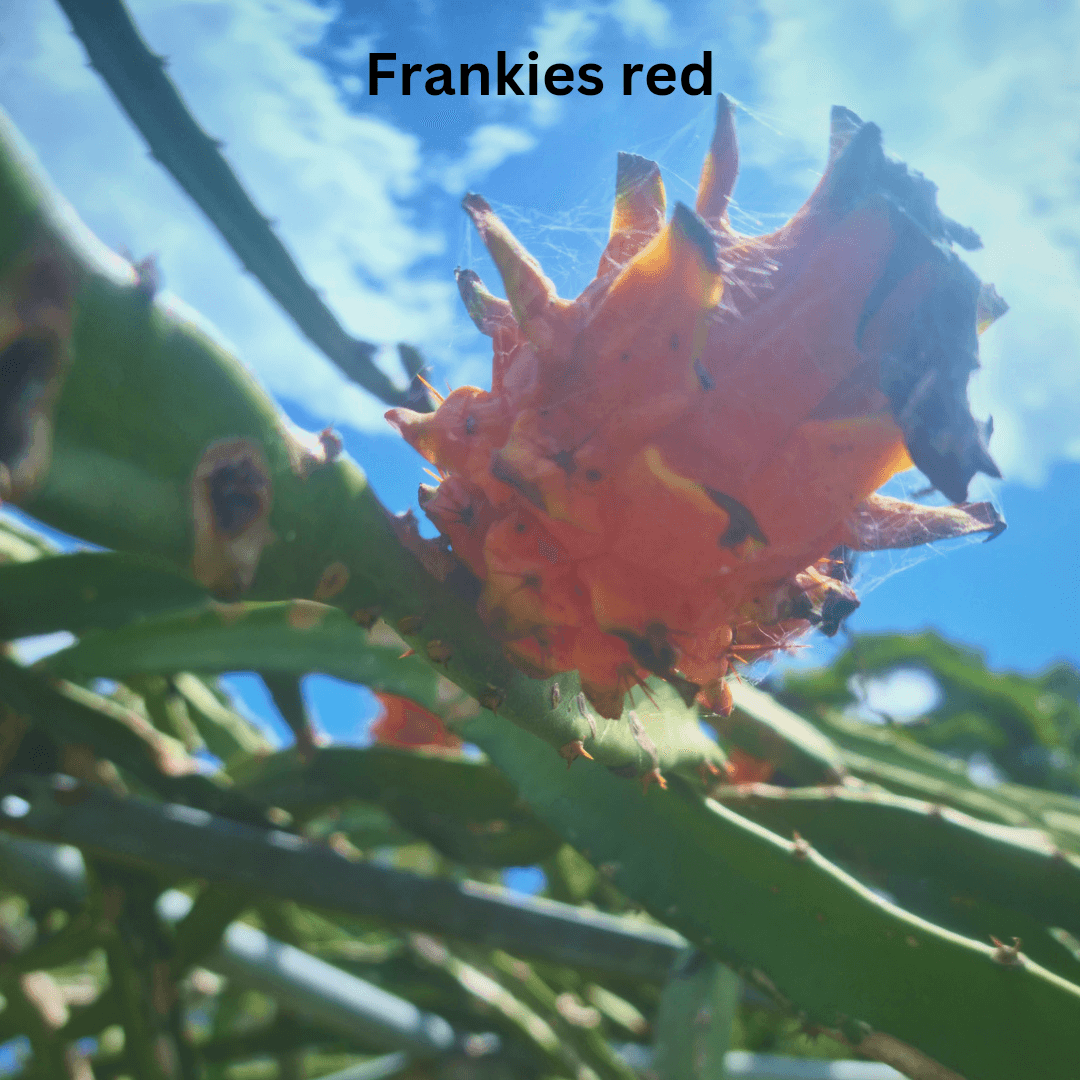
[388,99,1005,719]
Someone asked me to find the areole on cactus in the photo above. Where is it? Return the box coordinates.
[389,97,1006,721]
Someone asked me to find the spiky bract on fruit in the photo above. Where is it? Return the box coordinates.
[389,100,1006,719]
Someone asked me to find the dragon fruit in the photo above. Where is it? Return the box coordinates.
[388,100,1005,720]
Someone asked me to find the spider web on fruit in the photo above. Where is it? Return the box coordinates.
[397,96,1007,728]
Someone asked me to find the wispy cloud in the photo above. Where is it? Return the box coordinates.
[608,0,673,45]
[745,0,1080,485]
[0,0,457,435]
[439,123,538,194]
[525,5,602,126]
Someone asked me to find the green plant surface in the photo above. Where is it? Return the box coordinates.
[715,684,849,787]
[455,707,1080,1080]
[229,745,563,869]
[783,633,1080,792]
[815,710,1080,849]
[3,80,1080,1080]
[652,954,741,1080]
[0,772,689,984]
[0,551,210,638]
[711,783,1080,978]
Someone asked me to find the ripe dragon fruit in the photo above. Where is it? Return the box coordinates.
[388,101,1006,720]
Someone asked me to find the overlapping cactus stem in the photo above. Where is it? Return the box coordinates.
[388,99,1008,720]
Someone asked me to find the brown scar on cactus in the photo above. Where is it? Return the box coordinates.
[191,437,275,598]
[0,244,80,503]
[313,561,350,601]
[477,684,506,714]
[351,606,381,629]
[425,639,453,666]
[287,600,327,631]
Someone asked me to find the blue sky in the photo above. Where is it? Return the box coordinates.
[0,0,1078,740]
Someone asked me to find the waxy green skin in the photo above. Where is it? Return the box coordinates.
[2,106,1080,1079]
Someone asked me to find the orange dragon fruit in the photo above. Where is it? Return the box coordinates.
[388,101,1006,720]
[370,692,463,752]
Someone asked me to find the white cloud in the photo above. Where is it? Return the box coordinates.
[525,6,602,127]
[849,667,941,725]
[746,0,1080,486]
[439,123,538,194]
[0,0,458,435]
[608,0,672,45]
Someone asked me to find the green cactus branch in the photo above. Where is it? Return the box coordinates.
[53,0,431,412]
[0,101,716,782]
[711,783,1080,977]
[0,835,466,1066]
[0,656,273,827]
[455,708,1080,1080]
[0,772,689,984]
[719,683,849,786]
[816,709,1080,848]
[4,103,1080,1079]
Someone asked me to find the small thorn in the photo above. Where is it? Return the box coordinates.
[697,761,724,789]
[415,372,445,404]
[398,648,416,659]
[792,831,810,859]
[640,767,667,795]
[559,739,594,767]
[990,936,1024,967]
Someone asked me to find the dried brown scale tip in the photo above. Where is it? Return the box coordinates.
[558,739,594,767]
[455,267,512,334]
[550,682,561,708]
